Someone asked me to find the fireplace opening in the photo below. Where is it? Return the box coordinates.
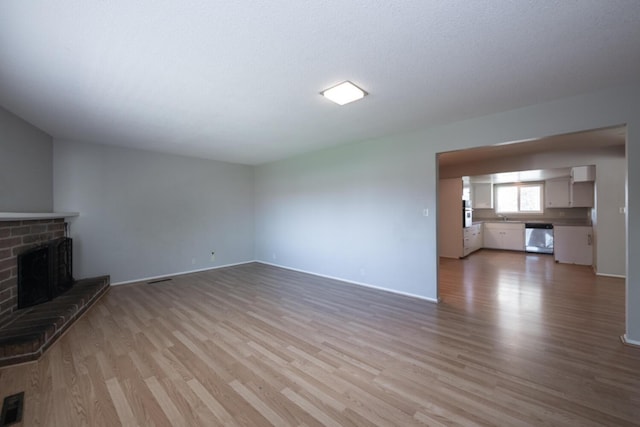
[17,247,50,309]
[17,237,74,310]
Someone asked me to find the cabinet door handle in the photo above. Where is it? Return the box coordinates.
[587,234,592,246]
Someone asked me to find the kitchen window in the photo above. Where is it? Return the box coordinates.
[495,183,543,214]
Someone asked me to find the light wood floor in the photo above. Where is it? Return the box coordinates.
[1,251,639,426]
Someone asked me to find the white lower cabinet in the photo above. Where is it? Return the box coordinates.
[554,226,593,265]
[463,224,483,256]
[474,226,483,250]
[483,227,501,249]
[483,223,525,251]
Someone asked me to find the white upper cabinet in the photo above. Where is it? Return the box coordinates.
[571,165,595,183]
[471,183,493,209]
[545,178,571,208]
[545,176,594,208]
[570,181,594,207]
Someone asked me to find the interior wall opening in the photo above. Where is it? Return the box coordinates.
[435,125,627,337]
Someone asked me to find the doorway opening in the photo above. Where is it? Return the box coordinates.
[435,125,627,319]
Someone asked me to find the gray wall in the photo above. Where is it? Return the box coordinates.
[255,136,435,300]
[0,106,53,211]
[255,84,640,343]
[53,140,254,284]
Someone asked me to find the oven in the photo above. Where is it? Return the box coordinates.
[463,200,473,228]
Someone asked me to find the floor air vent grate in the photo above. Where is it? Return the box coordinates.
[1,392,24,426]
[147,278,173,284]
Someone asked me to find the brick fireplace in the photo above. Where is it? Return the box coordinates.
[0,219,66,326]
[0,216,110,366]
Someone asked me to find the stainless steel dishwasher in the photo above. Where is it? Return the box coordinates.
[525,223,554,254]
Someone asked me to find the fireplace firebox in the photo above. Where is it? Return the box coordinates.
[17,237,74,309]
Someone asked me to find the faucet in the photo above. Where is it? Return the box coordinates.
[498,214,508,221]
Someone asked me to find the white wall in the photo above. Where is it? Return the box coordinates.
[254,84,640,342]
[0,106,53,211]
[438,178,463,258]
[53,140,254,284]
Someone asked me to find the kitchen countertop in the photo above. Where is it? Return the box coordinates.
[473,219,592,227]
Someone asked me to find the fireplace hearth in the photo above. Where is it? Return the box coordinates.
[0,218,110,366]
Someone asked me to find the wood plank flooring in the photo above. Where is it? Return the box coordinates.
[1,251,639,426]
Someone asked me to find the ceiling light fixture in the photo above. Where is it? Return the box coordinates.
[320,81,368,105]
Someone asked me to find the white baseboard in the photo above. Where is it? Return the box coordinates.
[596,272,626,279]
[255,260,438,303]
[621,334,640,348]
[110,260,256,286]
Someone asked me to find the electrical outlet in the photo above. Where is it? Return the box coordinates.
[191,258,196,265]
[211,251,215,262]
[272,253,277,260]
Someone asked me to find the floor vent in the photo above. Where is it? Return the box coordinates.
[1,392,24,426]
[147,278,173,284]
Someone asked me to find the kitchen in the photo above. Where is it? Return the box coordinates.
[437,126,626,279]
[459,165,595,265]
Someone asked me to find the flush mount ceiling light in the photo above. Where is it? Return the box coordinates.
[320,81,368,105]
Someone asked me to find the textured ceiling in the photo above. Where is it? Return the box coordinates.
[1,1,639,165]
